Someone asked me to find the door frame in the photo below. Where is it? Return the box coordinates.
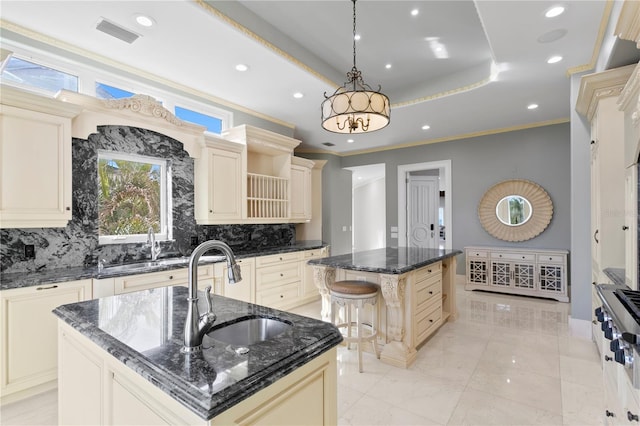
[397,159,452,249]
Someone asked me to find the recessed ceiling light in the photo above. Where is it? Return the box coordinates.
[293,92,304,99]
[547,55,563,64]
[545,6,565,18]
[528,103,539,110]
[354,34,361,41]
[235,64,248,72]
[135,14,155,27]
[385,63,392,69]
[358,176,363,180]
[422,125,431,130]
[411,9,419,16]
[347,139,354,143]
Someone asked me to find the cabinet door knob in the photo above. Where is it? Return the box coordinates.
[66,207,70,211]
[594,229,599,244]
[606,410,615,417]
[628,411,639,422]
[169,275,173,280]
[623,225,629,231]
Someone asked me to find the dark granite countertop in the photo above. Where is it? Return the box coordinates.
[603,267,626,286]
[53,285,342,420]
[308,247,462,274]
[1,240,327,291]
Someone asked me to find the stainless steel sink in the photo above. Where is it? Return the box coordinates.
[101,255,226,274]
[207,317,292,346]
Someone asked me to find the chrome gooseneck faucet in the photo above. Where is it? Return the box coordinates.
[183,240,242,353]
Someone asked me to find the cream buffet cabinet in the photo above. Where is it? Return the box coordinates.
[465,246,569,302]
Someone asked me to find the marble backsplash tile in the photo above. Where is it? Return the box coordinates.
[1,126,294,274]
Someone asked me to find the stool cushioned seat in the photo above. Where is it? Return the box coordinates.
[331,280,378,295]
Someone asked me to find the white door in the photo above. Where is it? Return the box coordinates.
[407,176,439,249]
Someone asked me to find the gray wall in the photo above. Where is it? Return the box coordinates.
[300,122,573,302]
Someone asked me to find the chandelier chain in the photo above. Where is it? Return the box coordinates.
[352,0,357,70]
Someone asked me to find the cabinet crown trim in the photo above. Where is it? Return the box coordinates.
[576,64,635,120]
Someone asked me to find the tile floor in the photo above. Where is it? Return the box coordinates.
[2,277,604,425]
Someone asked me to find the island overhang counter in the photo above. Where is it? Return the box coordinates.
[308,247,462,368]
[53,285,342,425]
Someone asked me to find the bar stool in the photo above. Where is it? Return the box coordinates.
[330,280,380,373]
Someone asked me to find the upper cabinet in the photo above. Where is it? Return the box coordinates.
[290,157,314,222]
[619,63,640,289]
[195,135,246,224]
[0,86,81,228]
[196,124,315,224]
[576,65,634,284]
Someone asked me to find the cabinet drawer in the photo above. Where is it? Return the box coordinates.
[256,251,303,267]
[537,254,564,263]
[256,282,300,309]
[415,276,441,313]
[255,262,302,289]
[415,303,442,344]
[414,261,442,281]
[466,250,488,258]
[490,252,535,261]
[304,248,325,259]
[114,265,214,294]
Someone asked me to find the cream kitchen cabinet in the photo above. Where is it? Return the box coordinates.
[300,247,328,304]
[413,261,443,346]
[0,85,81,228]
[255,251,304,310]
[58,321,337,425]
[619,62,640,289]
[0,279,91,402]
[577,65,634,293]
[195,135,246,225]
[92,265,215,297]
[290,157,314,222]
[214,257,255,303]
[465,247,569,302]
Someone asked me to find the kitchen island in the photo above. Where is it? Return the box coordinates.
[53,285,342,425]
[308,247,461,368]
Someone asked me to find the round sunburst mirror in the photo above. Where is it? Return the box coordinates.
[478,179,553,242]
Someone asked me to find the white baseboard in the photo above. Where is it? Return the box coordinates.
[568,316,592,340]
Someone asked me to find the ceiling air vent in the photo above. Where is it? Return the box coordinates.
[96,18,140,44]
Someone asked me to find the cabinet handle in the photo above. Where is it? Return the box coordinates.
[280,273,284,277]
[427,269,432,273]
[429,319,434,323]
[605,355,613,361]
[592,282,596,286]
[628,411,639,422]
[623,225,629,231]
[606,410,615,417]
[592,320,597,325]
[594,229,599,244]
[209,210,213,213]
[65,207,70,211]
[590,140,595,145]
[428,291,433,295]
[169,275,173,280]
[280,294,284,298]
[36,285,58,291]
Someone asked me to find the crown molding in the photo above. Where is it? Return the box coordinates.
[575,64,635,120]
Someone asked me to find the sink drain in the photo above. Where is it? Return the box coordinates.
[234,346,249,355]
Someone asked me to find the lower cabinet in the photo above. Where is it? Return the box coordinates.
[413,262,443,346]
[255,252,303,310]
[58,321,337,425]
[464,246,569,302]
[0,279,92,402]
[215,257,255,303]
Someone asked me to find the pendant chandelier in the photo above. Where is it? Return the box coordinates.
[321,0,390,134]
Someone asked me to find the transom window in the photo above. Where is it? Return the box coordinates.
[97,151,171,245]
[96,82,134,99]
[174,106,223,134]
[1,56,78,93]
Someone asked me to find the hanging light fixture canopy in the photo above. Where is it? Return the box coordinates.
[321,0,390,134]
